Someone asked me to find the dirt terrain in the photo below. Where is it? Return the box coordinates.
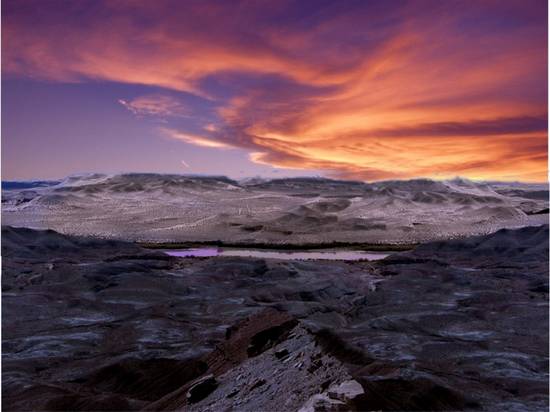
[2,174,548,244]
[2,225,548,411]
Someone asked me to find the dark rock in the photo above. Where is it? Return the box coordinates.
[313,329,372,365]
[45,393,133,411]
[249,378,266,391]
[307,359,322,373]
[352,374,470,411]
[226,388,239,398]
[247,319,298,357]
[186,374,218,404]
[79,358,208,401]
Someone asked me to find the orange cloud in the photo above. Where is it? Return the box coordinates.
[3,0,547,181]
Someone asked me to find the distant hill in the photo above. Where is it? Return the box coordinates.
[2,173,548,244]
[2,180,61,190]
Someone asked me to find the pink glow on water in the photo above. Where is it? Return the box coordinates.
[162,248,390,261]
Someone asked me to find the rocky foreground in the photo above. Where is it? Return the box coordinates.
[2,225,549,411]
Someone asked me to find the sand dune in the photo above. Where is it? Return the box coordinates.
[3,173,547,244]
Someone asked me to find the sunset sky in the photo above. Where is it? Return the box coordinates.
[2,0,548,181]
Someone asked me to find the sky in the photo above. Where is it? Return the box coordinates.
[2,0,548,182]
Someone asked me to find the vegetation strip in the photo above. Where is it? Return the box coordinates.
[137,240,417,252]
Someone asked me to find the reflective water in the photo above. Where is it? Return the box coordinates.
[163,247,390,261]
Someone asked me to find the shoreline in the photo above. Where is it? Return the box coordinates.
[137,240,418,252]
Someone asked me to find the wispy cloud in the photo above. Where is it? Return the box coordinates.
[160,128,232,149]
[119,94,189,118]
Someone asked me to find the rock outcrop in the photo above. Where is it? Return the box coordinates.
[2,225,548,411]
